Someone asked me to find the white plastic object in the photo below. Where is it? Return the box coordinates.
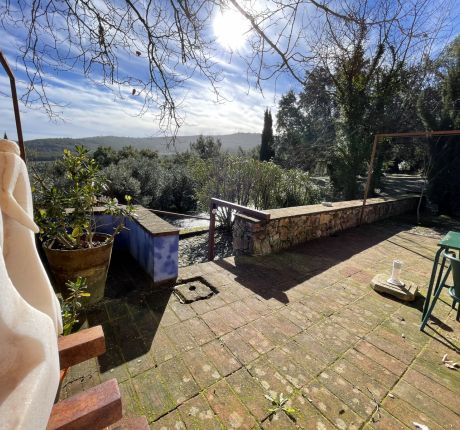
[388,260,405,287]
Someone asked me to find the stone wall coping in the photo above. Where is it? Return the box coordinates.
[234,194,418,223]
[94,205,179,237]
[132,206,180,237]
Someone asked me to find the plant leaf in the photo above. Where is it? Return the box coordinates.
[283,407,298,416]
[71,226,82,238]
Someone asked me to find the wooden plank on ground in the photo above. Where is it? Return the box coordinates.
[58,325,105,369]
[47,378,122,430]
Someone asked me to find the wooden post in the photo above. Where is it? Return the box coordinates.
[0,51,26,162]
[360,134,380,224]
[208,202,217,261]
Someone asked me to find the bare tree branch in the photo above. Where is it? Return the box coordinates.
[0,0,454,134]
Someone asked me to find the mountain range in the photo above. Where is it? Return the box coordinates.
[25,133,261,160]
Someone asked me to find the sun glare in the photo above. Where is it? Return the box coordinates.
[213,9,249,51]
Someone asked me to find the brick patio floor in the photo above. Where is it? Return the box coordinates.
[60,219,460,429]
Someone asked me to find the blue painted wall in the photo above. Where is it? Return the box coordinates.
[95,214,178,285]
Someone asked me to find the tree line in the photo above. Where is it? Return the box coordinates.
[30,138,324,228]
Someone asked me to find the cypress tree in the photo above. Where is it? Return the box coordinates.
[260,108,275,161]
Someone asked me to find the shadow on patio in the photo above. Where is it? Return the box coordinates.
[215,221,414,304]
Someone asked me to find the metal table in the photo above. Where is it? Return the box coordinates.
[422,231,460,319]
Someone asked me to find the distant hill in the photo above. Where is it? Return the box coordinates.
[25,133,261,160]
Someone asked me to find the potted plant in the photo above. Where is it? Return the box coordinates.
[33,145,134,304]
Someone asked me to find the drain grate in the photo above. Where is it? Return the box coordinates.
[173,278,216,303]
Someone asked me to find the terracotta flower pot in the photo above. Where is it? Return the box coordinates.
[43,233,113,304]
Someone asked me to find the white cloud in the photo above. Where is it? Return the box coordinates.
[0,65,280,140]
[0,2,299,141]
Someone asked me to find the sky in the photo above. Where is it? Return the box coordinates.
[0,1,458,141]
[0,5,294,141]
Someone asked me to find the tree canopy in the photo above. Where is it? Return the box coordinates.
[418,38,460,215]
[190,135,222,159]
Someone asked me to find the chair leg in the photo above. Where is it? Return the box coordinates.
[423,248,443,318]
[421,288,442,330]
[421,266,451,331]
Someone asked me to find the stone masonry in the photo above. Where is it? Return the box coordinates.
[233,196,418,256]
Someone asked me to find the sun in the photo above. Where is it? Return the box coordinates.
[213,9,249,51]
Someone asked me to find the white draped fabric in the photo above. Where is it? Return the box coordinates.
[0,139,62,429]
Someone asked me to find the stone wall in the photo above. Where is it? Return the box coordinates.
[233,196,418,256]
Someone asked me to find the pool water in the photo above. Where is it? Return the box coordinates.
[160,213,210,229]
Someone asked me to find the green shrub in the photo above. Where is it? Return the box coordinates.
[191,154,321,228]
[61,277,90,335]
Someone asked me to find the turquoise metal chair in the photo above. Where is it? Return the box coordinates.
[421,251,460,330]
